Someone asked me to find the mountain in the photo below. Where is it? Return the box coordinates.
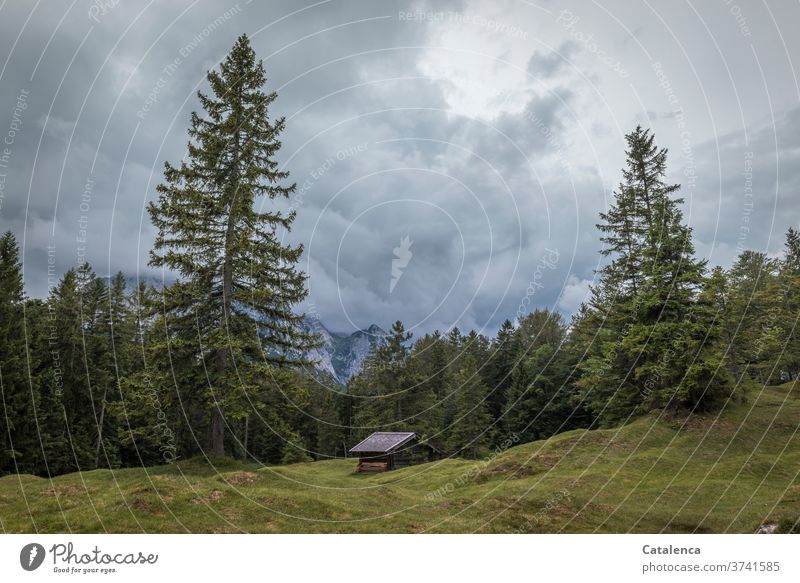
[303,319,386,383]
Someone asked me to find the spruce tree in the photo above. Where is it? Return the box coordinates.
[445,354,492,458]
[351,320,411,433]
[114,286,183,467]
[19,297,50,474]
[38,268,95,473]
[504,344,574,441]
[597,126,680,299]
[677,267,736,410]
[89,272,132,468]
[485,319,516,422]
[148,35,313,455]
[303,379,345,459]
[503,311,571,440]
[726,251,782,383]
[403,332,448,442]
[578,127,728,424]
[0,232,34,474]
[777,228,800,381]
[632,195,733,410]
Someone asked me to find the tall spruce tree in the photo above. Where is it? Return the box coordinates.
[0,232,34,474]
[38,268,96,474]
[577,127,729,424]
[632,191,733,410]
[89,272,133,468]
[148,34,313,456]
[597,126,681,299]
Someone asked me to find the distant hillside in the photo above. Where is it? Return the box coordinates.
[302,319,386,383]
[1,383,797,533]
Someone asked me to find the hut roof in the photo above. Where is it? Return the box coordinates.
[349,432,417,454]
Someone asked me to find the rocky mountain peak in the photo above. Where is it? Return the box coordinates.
[303,319,387,384]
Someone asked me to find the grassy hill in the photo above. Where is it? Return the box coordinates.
[1,383,798,533]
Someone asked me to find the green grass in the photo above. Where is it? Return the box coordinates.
[1,384,798,533]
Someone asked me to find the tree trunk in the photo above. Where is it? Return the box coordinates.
[208,94,242,458]
[243,414,249,461]
[94,387,108,467]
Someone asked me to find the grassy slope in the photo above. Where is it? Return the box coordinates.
[1,384,798,533]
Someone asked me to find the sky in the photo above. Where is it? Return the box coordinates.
[0,0,798,337]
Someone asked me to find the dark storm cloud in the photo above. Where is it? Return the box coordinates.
[1,0,798,336]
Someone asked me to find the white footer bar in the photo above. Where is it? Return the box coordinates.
[1,534,796,582]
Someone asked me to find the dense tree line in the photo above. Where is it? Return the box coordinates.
[1,37,798,476]
[344,127,800,456]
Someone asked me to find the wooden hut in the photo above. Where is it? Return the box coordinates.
[349,432,440,472]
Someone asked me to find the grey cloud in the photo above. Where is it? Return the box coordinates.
[1,0,798,339]
[526,41,577,78]
[686,107,800,266]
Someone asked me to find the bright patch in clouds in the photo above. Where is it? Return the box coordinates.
[558,275,592,315]
[415,1,537,119]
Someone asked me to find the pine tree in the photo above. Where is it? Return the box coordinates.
[147,34,313,456]
[778,228,800,380]
[578,127,728,424]
[726,251,783,383]
[504,343,574,441]
[445,354,492,458]
[0,232,35,474]
[351,320,412,433]
[303,379,345,459]
[485,319,516,422]
[114,287,183,467]
[403,332,448,442]
[502,311,572,440]
[88,272,133,468]
[675,267,736,410]
[597,126,681,299]
[37,268,96,474]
